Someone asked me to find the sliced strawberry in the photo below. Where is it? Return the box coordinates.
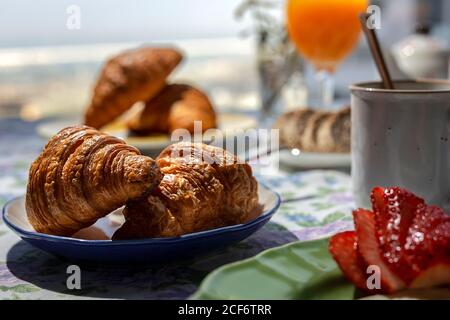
[329,187,450,294]
[371,187,424,248]
[370,187,425,283]
[329,231,369,292]
[409,259,450,289]
[405,215,450,276]
[353,209,406,293]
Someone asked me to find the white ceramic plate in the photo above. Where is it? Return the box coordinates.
[279,149,351,169]
[37,113,257,155]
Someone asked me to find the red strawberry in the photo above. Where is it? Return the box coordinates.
[410,258,450,289]
[370,187,425,283]
[405,213,450,276]
[353,209,406,293]
[329,231,368,292]
[371,187,424,248]
[330,187,450,294]
[406,215,450,288]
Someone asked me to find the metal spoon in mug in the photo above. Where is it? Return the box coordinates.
[359,12,394,89]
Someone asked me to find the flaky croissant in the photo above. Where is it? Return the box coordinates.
[26,125,162,236]
[127,84,217,135]
[85,47,183,129]
[113,142,259,239]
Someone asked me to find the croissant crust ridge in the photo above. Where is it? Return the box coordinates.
[113,142,259,239]
[26,125,162,236]
[84,47,183,129]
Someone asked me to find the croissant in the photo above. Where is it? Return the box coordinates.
[127,84,217,135]
[26,125,162,236]
[84,47,183,129]
[113,142,259,239]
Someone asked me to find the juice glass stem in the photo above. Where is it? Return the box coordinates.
[315,69,335,109]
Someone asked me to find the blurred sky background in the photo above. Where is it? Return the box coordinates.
[0,0,255,48]
[1,0,449,48]
[1,0,450,120]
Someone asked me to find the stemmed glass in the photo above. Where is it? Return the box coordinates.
[286,0,367,109]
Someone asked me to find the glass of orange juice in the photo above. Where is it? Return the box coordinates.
[287,0,367,108]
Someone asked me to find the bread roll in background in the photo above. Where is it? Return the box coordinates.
[273,106,351,153]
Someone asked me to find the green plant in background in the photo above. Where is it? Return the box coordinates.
[234,0,303,120]
[235,0,284,43]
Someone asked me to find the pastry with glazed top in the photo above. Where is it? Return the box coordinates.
[113,142,259,239]
[84,47,183,129]
[127,83,217,135]
[25,125,162,236]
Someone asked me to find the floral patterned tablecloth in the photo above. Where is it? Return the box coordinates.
[0,119,355,300]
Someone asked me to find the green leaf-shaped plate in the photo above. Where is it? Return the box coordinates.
[191,238,358,300]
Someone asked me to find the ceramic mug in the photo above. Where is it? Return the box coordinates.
[350,79,450,211]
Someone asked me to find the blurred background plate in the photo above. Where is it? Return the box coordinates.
[279,149,351,169]
[36,113,257,156]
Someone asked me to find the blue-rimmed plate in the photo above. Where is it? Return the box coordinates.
[2,183,280,264]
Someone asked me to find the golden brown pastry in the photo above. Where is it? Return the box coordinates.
[127,83,217,135]
[26,125,162,236]
[84,47,183,129]
[274,106,351,153]
[113,142,259,239]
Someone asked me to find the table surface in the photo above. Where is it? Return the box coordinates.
[0,118,355,300]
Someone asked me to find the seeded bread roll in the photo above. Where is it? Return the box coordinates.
[273,108,314,149]
[333,107,351,152]
[316,107,351,152]
[274,106,351,153]
[301,111,330,152]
